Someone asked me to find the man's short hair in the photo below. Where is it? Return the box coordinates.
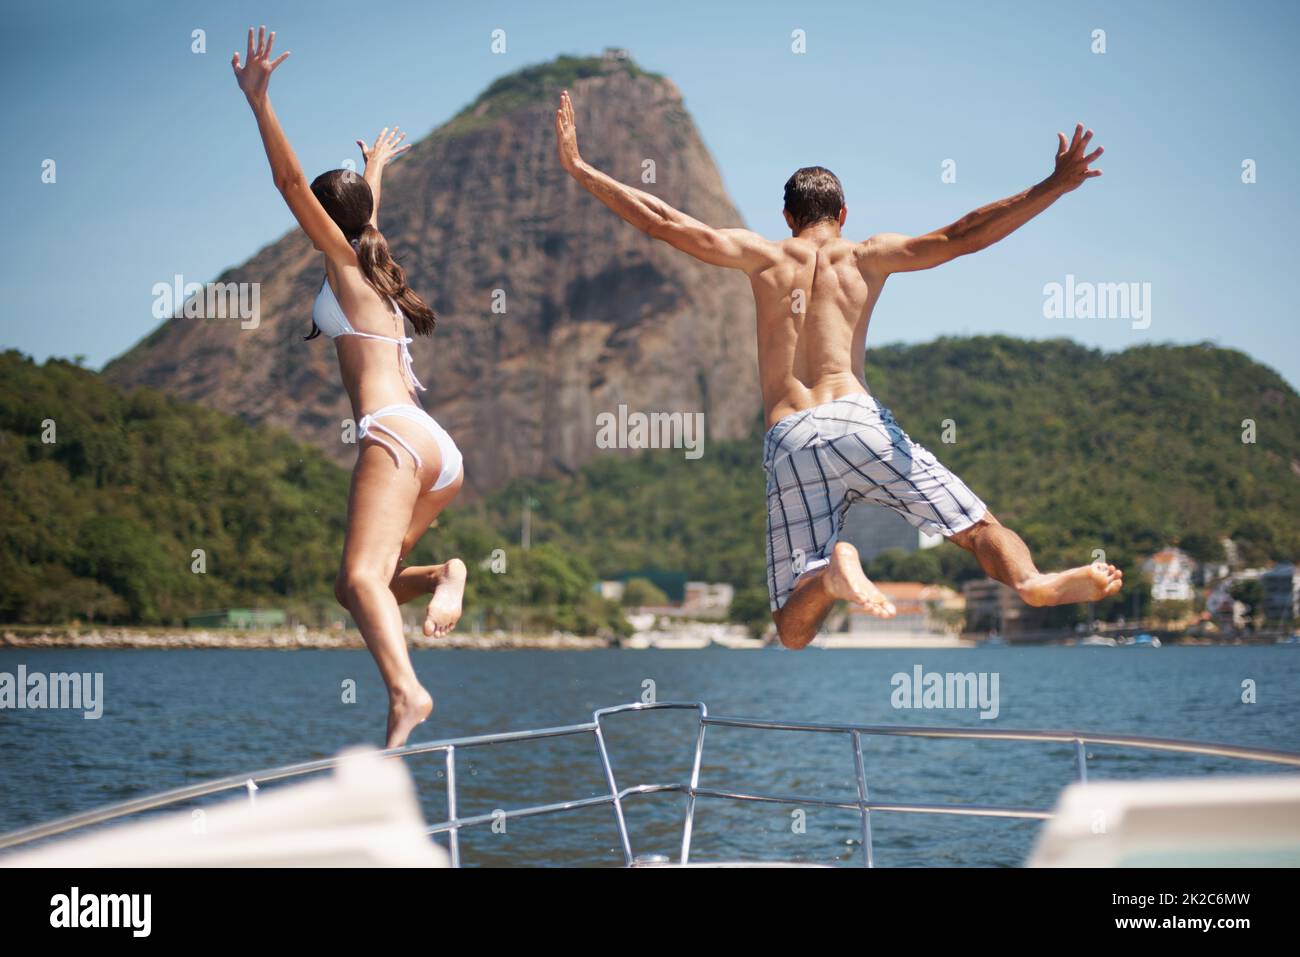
[783,166,845,231]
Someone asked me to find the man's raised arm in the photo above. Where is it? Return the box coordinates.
[860,124,1104,277]
[555,91,770,271]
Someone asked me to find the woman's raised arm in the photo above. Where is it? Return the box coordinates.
[232,26,354,264]
[356,127,411,228]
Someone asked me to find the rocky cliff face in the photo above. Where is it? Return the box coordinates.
[104,53,760,494]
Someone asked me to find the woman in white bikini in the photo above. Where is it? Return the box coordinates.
[234,27,464,746]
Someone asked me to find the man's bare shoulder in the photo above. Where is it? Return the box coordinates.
[775,234,859,250]
[741,236,868,278]
[852,233,907,278]
[781,235,863,265]
[771,236,811,257]
[730,228,787,256]
[770,235,851,258]
[707,227,785,273]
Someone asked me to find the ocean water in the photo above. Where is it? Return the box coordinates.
[1,645,1296,866]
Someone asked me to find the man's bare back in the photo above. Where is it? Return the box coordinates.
[743,228,882,426]
[554,90,1123,647]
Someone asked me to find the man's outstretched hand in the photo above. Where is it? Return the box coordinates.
[1049,123,1104,193]
[555,90,583,175]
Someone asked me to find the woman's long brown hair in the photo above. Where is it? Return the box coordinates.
[306,169,436,339]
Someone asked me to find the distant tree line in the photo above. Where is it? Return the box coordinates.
[2,336,1296,634]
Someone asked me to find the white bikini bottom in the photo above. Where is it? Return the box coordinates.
[357,403,463,492]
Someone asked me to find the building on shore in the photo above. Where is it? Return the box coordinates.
[961,578,1051,640]
[610,568,688,603]
[599,574,734,619]
[1206,574,1252,629]
[839,506,943,565]
[186,608,287,629]
[681,582,734,618]
[1261,563,1299,625]
[839,582,963,635]
[1142,548,1198,602]
[1205,563,1298,630]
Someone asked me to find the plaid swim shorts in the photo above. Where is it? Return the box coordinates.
[763,392,987,611]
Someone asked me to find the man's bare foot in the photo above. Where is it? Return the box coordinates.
[387,683,433,749]
[424,558,466,638]
[822,542,897,618]
[1018,563,1123,607]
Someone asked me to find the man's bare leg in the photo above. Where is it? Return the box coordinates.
[772,542,897,649]
[950,512,1123,606]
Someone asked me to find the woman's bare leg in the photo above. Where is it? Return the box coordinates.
[334,443,431,748]
[387,469,466,637]
[389,561,467,635]
[390,563,453,604]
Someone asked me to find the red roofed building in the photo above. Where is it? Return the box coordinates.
[1143,548,1197,602]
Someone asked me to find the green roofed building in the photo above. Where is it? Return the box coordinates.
[186,609,287,629]
[617,570,687,604]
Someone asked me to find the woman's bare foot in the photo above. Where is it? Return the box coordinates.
[822,542,897,618]
[1019,563,1123,607]
[387,683,433,748]
[423,558,466,638]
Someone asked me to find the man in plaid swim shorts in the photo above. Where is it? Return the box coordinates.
[763,392,988,614]
[556,96,1123,647]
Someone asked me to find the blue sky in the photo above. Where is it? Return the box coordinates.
[3,0,1297,386]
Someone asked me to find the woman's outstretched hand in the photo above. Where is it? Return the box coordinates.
[232,26,289,102]
[357,127,412,172]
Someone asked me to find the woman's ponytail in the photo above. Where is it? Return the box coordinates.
[355,224,437,336]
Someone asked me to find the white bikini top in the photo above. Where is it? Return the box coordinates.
[312,277,426,393]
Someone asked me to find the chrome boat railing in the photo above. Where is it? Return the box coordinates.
[2,700,1299,866]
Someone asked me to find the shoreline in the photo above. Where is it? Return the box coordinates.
[1,627,610,651]
[2,627,1290,651]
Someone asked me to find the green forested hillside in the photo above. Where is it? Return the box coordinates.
[0,351,349,624]
[0,351,624,632]
[2,338,1297,628]
[869,337,1298,566]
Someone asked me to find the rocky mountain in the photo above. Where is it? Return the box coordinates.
[104,53,760,494]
